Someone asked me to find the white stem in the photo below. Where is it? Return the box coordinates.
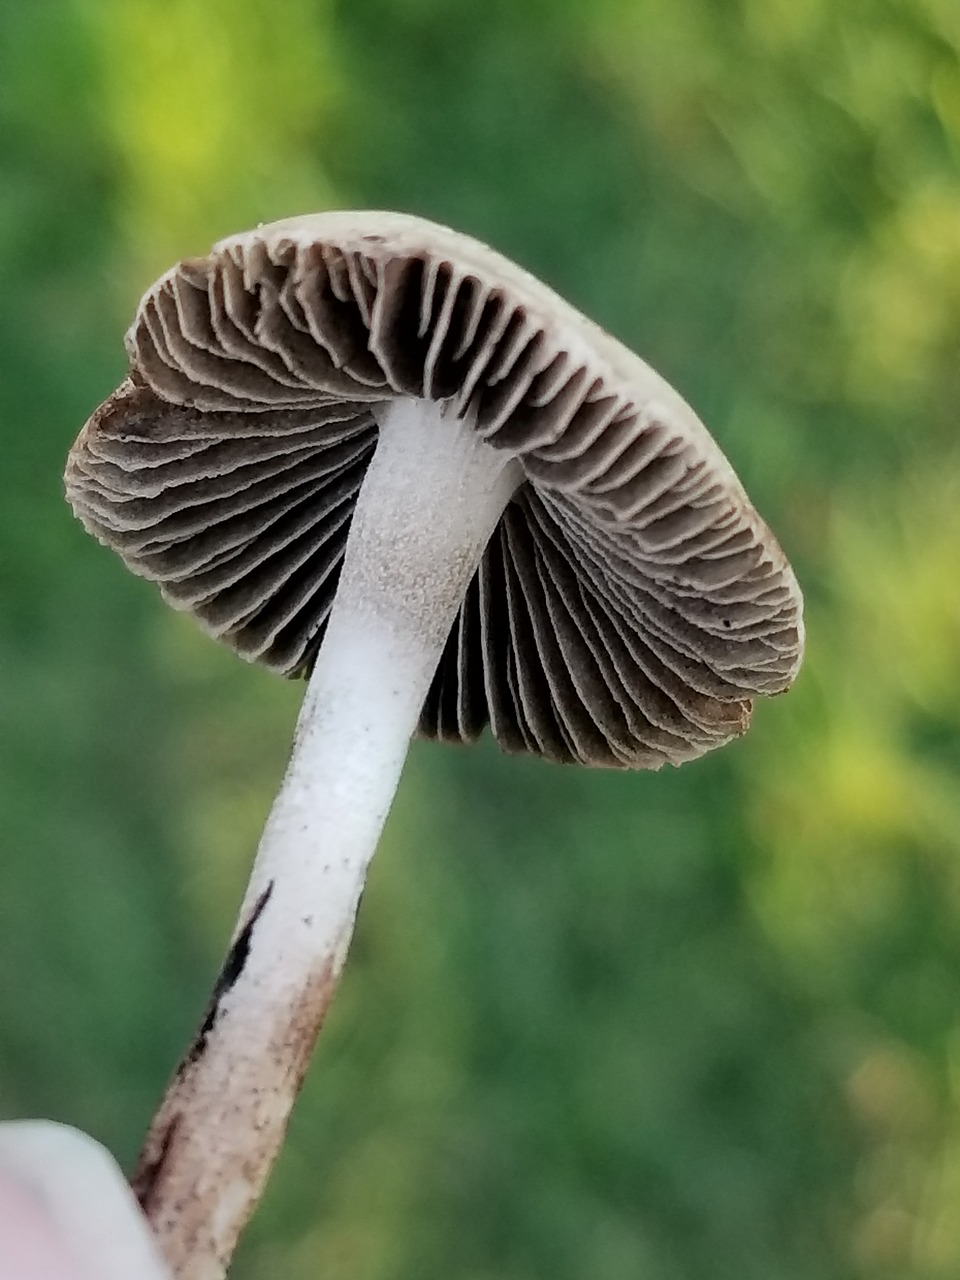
[135,398,520,1280]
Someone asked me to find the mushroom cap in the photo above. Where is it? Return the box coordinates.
[65,211,804,770]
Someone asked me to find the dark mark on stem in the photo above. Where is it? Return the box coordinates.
[132,1111,181,1213]
[130,882,276,1211]
[185,881,275,1067]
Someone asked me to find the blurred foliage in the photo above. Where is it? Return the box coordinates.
[1,1,959,1277]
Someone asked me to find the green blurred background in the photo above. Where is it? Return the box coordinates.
[2,1,960,1276]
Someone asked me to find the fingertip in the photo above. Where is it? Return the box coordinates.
[0,1122,170,1280]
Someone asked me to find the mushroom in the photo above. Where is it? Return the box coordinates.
[65,210,803,1279]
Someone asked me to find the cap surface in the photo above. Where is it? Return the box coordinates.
[66,210,804,769]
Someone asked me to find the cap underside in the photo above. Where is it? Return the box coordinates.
[66,211,803,769]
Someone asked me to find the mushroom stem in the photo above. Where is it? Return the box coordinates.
[133,397,521,1280]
